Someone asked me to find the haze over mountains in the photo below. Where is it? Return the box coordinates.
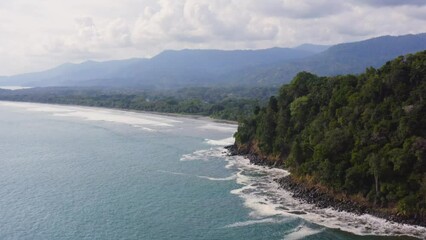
[247,33,426,85]
[0,48,316,88]
[1,33,425,88]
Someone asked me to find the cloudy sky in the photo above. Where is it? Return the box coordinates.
[1,0,425,76]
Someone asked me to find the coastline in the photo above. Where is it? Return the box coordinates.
[225,144,426,229]
[0,100,238,125]
[2,99,425,238]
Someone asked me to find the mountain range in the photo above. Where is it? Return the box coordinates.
[1,33,425,88]
[0,48,316,88]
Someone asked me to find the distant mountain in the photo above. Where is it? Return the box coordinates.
[1,33,425,88]
[293,44,330,53]
[0,48,314,88]
[246,33,426,85]
[0,58,144,87]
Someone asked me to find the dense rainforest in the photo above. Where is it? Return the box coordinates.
[235,51,426,217]
[0,86,275,121]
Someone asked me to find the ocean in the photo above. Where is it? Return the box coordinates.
[0,101,424,240]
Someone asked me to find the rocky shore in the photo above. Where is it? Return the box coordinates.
[225,144,426,228]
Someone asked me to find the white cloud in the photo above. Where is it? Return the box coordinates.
[357,0,426,7]
[0,0,425,76]
[244,0,348,19]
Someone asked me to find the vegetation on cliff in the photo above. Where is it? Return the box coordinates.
[235,51,426,217]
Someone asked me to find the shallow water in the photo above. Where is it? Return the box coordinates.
[0,101,424,240]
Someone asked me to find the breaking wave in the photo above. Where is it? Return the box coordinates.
[181,146,426,239]
[224,217,290,228]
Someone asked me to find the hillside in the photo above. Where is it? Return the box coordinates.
[1,33,425,89]
[0,48,314,88]
[245,33,426,85]
[234,51,426,222]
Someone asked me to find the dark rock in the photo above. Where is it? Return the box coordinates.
[276,175,426,228]
[224,144,426,228]
[224,144,238,156]
[288,210,307,215]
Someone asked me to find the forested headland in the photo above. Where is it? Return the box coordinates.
[1,49,425,224]
[234,51,426,222]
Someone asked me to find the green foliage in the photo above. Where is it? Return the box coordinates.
[235,51,426,215]
[0,86,275,121]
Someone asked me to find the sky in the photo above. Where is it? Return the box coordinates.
[1,0,426,76]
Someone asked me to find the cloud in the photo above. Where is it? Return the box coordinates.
[0,0,426,75]
[404,6,426,20]
[102,18,132,47]
[130,0,280,53]
[356,0,426,7]
[245,0,348,19]
[40,17,133,60]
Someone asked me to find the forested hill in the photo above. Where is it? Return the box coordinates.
[0,47,314,87]
[235,51,426,217]
[243,33,426,85]
[1,33,425,88]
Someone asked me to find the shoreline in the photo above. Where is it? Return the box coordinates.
[225,144,426,229]
[0,100,238,125]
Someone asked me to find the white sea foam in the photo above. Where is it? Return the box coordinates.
[156,170,189,176]
[205,137,235,146]
[27,106,74,113]
[180,148,226,161]
[282,224,324,240]
[224,218,289,228]
[180,144,426,238]
[116,137,426,238]
[157,170,236,183]
[180,149,212,161]
[141,127,156,132]
[3,101,425,238]
[0,102,241,136]
[197,174,236,181]
[53,111,172,127]
[0,102,180,130]
[225,154,426,239]
[198,123,237,133]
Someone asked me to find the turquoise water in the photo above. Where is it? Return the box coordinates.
[0,102,424,240]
